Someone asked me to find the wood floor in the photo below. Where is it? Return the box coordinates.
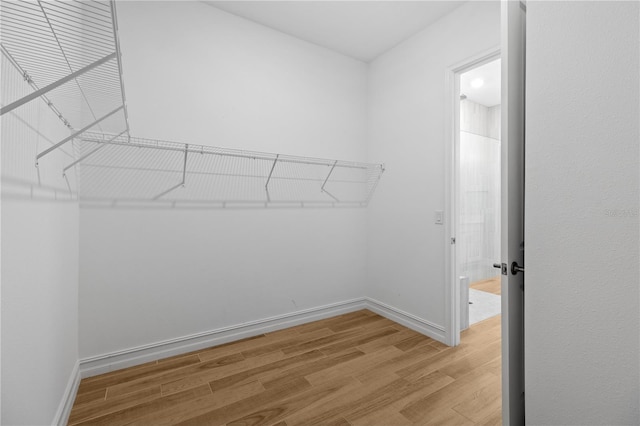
[470,276,501,296]
[69,310,501,425]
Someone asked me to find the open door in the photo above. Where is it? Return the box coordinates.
[501,1,526,424]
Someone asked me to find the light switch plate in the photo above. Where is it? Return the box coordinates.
[435,210,444,224]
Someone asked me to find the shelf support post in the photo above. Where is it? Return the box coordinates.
[152,144,189,201]
[182,144,189,187]
[321,160,338,191]
[265,154,279,202]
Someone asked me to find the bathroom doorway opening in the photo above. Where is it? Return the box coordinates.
[457,57,502,333]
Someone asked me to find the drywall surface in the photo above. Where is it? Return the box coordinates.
[1,60,79,424]
[366,2,500,328]
[79,1,368,359]
[526,2,639,424]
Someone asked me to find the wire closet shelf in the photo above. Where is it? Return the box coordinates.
[1,0,384,208]
[74,132,385,208]
[0,0,129,142]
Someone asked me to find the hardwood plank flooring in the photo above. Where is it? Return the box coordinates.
[469,277,501,295]
[70,310,501,425]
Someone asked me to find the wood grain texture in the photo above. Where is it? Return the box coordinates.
[470,276,501,295]
[69,310,501,425]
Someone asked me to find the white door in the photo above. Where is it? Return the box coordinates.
[501,1,526,424]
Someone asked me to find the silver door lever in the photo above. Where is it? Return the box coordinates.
[511,261,525,275]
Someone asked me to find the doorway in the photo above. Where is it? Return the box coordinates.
[458,58,502,331]
[445,5,526,424]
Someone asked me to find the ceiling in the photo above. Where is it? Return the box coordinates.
[203,1,465,62]
[461,58,501,107]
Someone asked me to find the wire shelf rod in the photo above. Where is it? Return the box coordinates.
[37,0,104,131]
[38,16,113,45]
[321,160,337,191]
[181,144,188,184]
[36,11,112,36]
[146,143,190,201]
[0,52,116,116]
[78,162,369,184]
[63,129,127,174]
[29,21,115,47]
[80,132,371,168]
[1,33,91,58]
[1,16,62,37]
[2,31,114,58]
[70,0,111,19]
[83,0,111,11]
[0,22,58,41]
[110,1,129,134]
[264,155,279,202]
[71,0,110,14]
[79,136,372,170]
[80,79,122,93]
[49,0,107,15]
[80,197,367,206]
[43,1,113,26]
[3,45,85,68]
[364,165,385,204]
[38,4,114,37]
[1,4,47,23]
[0,44,71,127]
[2,0,128,133]
[265,154,279,188]
[36,105,123,163]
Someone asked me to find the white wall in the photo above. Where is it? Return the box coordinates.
[79,1,368,361]
[1,59,80,424]
[526,1,639,424]
[366,2,500,329]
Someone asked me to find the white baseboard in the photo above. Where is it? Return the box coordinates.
[79,297,447,379]
[365,297,446,343]
[80,298,367,378]
[53,360,80,426]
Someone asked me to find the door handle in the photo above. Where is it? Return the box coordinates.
[511,261,524,275]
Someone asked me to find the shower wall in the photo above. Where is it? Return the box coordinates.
[459,99,501,283]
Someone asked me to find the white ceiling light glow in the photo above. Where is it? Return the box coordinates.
[460,59,501,107]
[470,78,485,88]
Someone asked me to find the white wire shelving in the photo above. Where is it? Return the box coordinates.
[74,132,385,208]
[0,0,129,163]
[1,0,385,208]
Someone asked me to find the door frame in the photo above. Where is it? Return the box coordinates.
[444,47,501,347]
